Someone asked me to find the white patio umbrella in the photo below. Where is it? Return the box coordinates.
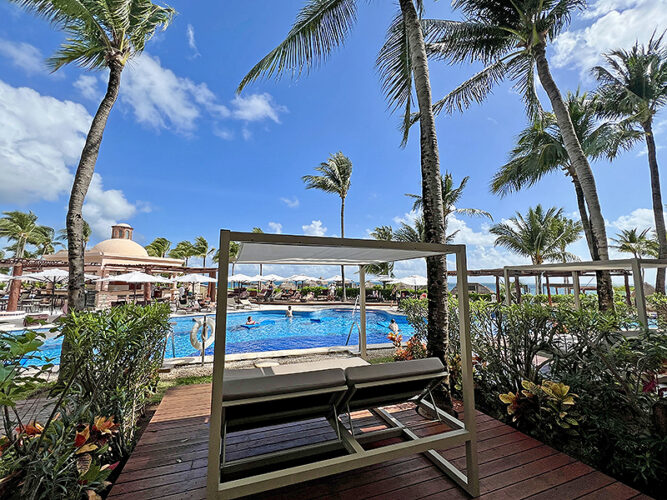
[287,274,318,288]
[21,269,98,311]
[97,271,170,304]
[372,274,395,284]
[391,275,427,290]
[228,273,255,283]
[260,273,285,282]
[172,273,217,301]
[324,275,352,283]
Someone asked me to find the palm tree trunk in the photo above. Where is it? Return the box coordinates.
[534,45,614,311]
[642,120,666,293]
[340,197,346,301]
[399,0,451,404]
[569,167,598,260]
[67,61,123,311]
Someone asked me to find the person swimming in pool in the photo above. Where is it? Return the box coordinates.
[285,306,293,318]
[389,318,400,334]
[246,316,258,325]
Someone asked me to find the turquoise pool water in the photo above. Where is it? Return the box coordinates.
[25,308,413,366]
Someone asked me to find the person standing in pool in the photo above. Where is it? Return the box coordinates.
[389,318,400,334]
[246,316,257,325]
[285,305,293,318]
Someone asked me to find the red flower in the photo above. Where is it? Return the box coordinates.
[75,425,90,448]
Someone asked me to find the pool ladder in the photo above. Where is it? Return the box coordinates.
[345,296,361,346]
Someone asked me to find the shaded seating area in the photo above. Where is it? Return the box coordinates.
[207,231,480,498]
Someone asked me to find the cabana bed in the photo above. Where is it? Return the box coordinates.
[207,231,480,499]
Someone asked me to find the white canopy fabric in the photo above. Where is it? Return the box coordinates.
[20,269,98,282]
[260,273,285,282]
[235,241,444,265]
[228,273,255,283]
[0,274,11,282]
[287,274,318,282]
[97,271,170,283]
[172,273,217,284]
[391,275,427,287]
[324,275,352,283]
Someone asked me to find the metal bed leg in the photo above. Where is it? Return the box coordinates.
[221,421,227,467]
[346,403,355,438]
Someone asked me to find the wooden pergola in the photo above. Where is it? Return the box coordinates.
[503,258,667,327]
[208,230,479,499]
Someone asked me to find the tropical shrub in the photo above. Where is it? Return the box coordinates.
[58,303,171,456]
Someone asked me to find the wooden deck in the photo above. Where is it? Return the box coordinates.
[108,383,648,500]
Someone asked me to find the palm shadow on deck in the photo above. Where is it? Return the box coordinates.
[108,383,647,500]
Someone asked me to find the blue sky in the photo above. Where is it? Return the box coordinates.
[0,0,665,279]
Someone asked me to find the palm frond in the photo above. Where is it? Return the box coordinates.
[238,0,357,92]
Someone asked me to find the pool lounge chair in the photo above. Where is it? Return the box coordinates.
[217,358,478,498]
[238,298,259,310]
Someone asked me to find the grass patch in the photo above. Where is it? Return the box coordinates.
[369,356,394,364]
[150,375,212,405]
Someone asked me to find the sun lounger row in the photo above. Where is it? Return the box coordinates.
[216,358,475,498]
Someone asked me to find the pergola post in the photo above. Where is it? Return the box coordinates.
[455,248,480,496]
[572,271,581,310]
[515,276,521,304]
[545,274,552,305]
[631,258,648,327]
[495,275,501,303]
[207,230,230,499]
[503,268,511,306]
[624,273,632,307]
[358,265,367,360]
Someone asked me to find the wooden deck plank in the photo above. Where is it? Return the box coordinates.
[108,383,646,500]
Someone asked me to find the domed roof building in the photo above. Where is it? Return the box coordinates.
[43,223,185,308]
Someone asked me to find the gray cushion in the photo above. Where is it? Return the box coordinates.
[345,358,445,386]
[223,368,346,401]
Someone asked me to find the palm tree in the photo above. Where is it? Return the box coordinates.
[192,236,215,267]
[35,226,63,257]
[169,241,196,266]
[490,206,579,292]
[57,220,91,249]
[395,217,427,243]
[237,0,452,377]
[13,0,175,311]
[551,217,583,264]
[303,152,353,300]
[367,226,395,277]
[428,0,615,310]
[145,237,172,258]
[213,241,240,275]
[592,34,667,293]
[491,91,639,261]
[611,228,658,259]
[0,211,52,258]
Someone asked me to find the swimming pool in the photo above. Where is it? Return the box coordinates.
[26,308,413,366]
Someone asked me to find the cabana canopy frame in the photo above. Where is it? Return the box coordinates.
[503,258,667,327]
[207,231,479,499]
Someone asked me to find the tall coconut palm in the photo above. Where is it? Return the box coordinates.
[169,241,196,266]
[592,34,667,293]
[551,217,583,264]
[302,152,353,300]
[427,0,614,310]
[367,225,395,277]
[12,0,175,311]
[193,236,215,267]
[490,206,579,291]
[0,211,52,259]
[57,220,91,249]
[35,226,63,257]
[237,0,452,379]
[145,237,172,258]
[491,91,639,260]
[611,228,658,259]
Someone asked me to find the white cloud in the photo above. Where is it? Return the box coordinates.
[186,24,200,57]
[82,174,139,238]
[552,0,667,74]
[0,39,44,74]
[231,93,286,123]
[302,220,327,236]
[280,196,300,208]
[610,207,665,231]
[120,54,285,137]
[447,216,498,246]
[393,210,419,226]
[0,79,90,203]
[74,75,102,101]
[268,222,283,234]
[121,53,229,132]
